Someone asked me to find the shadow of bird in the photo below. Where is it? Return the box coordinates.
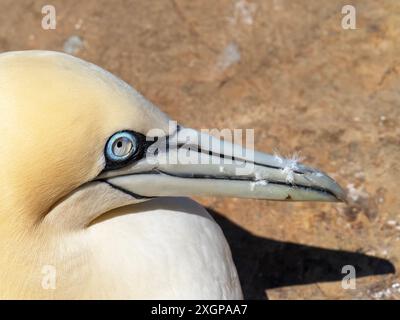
[208,208,396,299]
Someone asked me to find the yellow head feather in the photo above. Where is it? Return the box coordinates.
[0,51,169,225]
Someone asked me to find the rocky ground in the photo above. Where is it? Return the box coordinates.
[1,0,399,299]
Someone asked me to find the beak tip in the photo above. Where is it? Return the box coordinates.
[329,180,347,203]
[337,190,348,203]
[302,168,347,203]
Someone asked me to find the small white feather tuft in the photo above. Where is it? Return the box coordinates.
[274,151,304,184]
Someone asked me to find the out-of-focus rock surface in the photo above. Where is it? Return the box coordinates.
[1,0,399,299]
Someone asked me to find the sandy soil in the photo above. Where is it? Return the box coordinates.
[1,0,399,299]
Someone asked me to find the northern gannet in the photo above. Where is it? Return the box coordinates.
[0,50,345,299]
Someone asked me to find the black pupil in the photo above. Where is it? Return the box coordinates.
[117,141,123,148]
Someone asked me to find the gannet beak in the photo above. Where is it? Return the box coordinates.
[98,127,346,202]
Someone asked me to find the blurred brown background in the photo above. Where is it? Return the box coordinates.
[1,0,399,299]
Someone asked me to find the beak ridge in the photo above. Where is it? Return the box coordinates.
[98,127,346,202]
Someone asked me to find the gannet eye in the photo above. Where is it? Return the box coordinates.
[105,132,138,163]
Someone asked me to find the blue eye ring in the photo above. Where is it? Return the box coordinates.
[104,130,159,171]
[105,131,138,163]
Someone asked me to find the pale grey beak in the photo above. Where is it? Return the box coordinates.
[98,127,346,202]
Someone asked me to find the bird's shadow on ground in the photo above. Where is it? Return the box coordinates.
[207,208,395,300]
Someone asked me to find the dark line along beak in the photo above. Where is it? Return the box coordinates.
[97,127,346,202]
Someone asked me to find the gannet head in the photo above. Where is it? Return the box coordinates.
[0,50,345,230]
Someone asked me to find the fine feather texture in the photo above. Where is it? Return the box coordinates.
[0,51,242,299]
